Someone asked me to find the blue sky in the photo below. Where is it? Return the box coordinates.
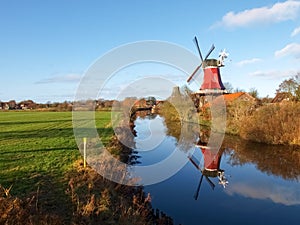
[1,0,300,102]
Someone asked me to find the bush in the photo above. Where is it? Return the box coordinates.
[226,100,257,135]
[240,102,300,145]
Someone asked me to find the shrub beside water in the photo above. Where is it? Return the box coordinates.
[225,100,257,135]
[240,102,300,146]
[197,98,300,146]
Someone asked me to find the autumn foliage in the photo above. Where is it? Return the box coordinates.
[240,102,300,146]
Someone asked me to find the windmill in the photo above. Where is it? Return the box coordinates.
[187,36,227,95]
[188,140,228,200]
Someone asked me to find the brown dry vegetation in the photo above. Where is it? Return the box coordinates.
[222,135,300,181]
[202,97,300,146]
[0,184,64,225]
[66,160,169,225]
[225,100,257,135]
[240,102,300,146]
[0,159,173,225]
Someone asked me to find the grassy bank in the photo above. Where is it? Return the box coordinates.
[0,111,81,196]
[0,111,116,193]
[0,111,170,224]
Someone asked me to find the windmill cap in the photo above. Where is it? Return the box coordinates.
[203,59,218,68]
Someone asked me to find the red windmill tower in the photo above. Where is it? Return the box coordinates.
[187,36,228,96]
[188,129,228,200]
[188,140,228,200]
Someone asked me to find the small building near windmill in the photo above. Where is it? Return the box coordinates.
[223,92,256,104]
[202,92,256,108]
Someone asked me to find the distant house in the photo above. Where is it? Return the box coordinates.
[8,100,17,109]
[18,100,37,109]
[0,102,11,110]
[271,92,291,103]
[0,100,38,110]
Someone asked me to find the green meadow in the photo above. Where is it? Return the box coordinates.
[0,111,113,196]
[0,111,162,224]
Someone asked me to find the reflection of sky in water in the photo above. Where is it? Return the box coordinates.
[225,167,300,206]
[134,115,166,150]
[134,116,300,225]
[134,115,178,166]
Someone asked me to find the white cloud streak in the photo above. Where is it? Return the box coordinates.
[291,26,300,37]
[212,0,300,29]
[249,69,299,79]
[236,58,262,67]
[275,43,300,58]
[36,73,82,84]
[226,182,300,206]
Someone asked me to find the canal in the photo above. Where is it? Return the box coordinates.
[131,113,300,225]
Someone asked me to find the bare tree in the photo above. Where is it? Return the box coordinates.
[248,87,259,98]
[223,82,233,93]
[276,73,300,101]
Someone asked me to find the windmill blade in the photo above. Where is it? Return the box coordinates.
[193,36,203,62]
[187,64,202,83]
[204,44,215,60]
[194,174,204,200]
[188,155,201,170]
[205,176,215,190]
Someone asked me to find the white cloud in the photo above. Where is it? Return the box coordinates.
[36,73,82,84]
[226,182,300,206]
[291,26,300,37]
[275,43,300,58]
[249,69,299,79]
[212,0,300,29]
[236,58,262,67]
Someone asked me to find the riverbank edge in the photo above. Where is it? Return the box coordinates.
[0,111,174,225]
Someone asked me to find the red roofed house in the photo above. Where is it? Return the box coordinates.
[203,92,256,108]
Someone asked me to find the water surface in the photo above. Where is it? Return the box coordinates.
[132,114,300,225]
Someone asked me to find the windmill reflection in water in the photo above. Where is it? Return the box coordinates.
[188,138,228,200]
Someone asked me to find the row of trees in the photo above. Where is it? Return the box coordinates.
[0,99,117,111]
[0,98,158,112]
[0,100,74,111]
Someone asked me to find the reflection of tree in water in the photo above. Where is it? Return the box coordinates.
[135,110,157,120]
[192,126,300,181]
[223,135,300,181]
[127,110,159,165]
[158,86,199,153]
[160,114,199,153]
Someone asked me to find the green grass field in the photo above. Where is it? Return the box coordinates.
[0,111,113,196]
[0,111,165,224]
